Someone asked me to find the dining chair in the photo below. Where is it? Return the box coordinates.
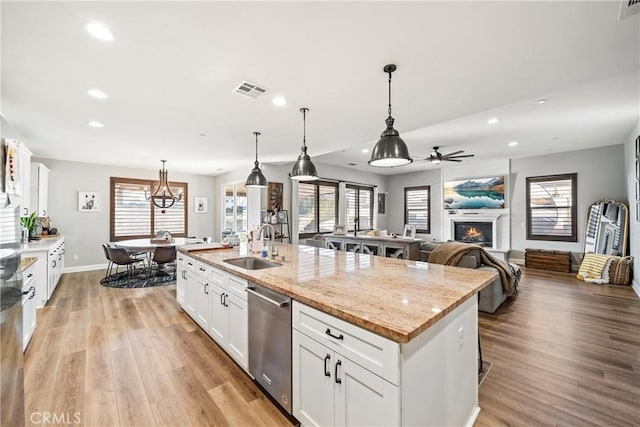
[102,243,113,278]
[106,246,146,277]
[150,246,177,277]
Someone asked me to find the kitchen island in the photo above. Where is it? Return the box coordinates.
[177,243,496,426]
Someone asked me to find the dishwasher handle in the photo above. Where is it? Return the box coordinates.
[247,287,290,308]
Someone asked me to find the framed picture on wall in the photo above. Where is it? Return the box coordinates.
[378,193,386,214]
[194,197,208,213]
[78,191,100,212]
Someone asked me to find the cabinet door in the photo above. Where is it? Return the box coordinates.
[334,356,400,427]
[176,266,187,306]
[344,241,361,253]
[193,277,211,330]
[184,273,198,317]
[293,331,334,427]
[227,295,248,368]
[326,239,343,251]
[209,282,228,346]
[48,251,56,299]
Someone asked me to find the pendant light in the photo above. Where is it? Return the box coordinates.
[245,131,268,188]
[368,64,413,167]
[290,107,318,180]
[146,160,183,213]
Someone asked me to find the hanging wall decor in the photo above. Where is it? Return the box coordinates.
[268,182,283,212]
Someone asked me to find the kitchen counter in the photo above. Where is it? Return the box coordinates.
[20,235,64,253]
[179,243,496,343]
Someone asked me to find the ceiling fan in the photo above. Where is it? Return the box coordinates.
[425,146,475,163]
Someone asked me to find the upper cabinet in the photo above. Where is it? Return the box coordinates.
[31,162,49,217]
[17,142,32,215]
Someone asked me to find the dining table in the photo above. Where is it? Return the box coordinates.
[114,237,204,252]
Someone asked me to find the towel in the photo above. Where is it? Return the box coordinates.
[577,253,614,284]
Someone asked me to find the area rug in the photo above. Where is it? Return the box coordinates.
[100,265,176,288]
[478,361,493,386]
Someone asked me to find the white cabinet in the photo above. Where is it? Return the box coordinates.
[208,267,248,369]
[176,254,249,370]
[176,253,188,306]
[22,261,37,351]
[23,236,65,308]
[18,142,32,215]
[292,302,400,427]
[30,162,49,217]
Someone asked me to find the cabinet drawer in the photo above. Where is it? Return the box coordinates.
[183,256,196,272]
[293,302,399,385]
[195,260,212,278]
[227,274,248,301]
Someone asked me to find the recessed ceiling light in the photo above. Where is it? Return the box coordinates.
[362,148,369,153]
[347,162,357,166]
[508,141,518,147]
[86,22,114,41]
[552,136,559,141]
[88,121,104,128]
[272,96,286,106]
[199,133,207,137]
[487,118,500,125]
[537,99,547,104]
[88,89,108,99]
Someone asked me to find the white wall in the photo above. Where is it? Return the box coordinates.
[510,145,627,256]
[34,158,216,269]
[624,123,639,295]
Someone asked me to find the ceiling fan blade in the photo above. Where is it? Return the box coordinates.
[446,159,463,162]
[444,154,475,159]
[442,150,464,157]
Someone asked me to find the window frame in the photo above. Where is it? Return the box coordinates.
[222,181,248,235]
[526,173,577,242]
[346,184,374,232]
[404,185,431,234]
[298,180,339,239]
[110,177,188,241]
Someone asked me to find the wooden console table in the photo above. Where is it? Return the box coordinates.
[323,234,422,260]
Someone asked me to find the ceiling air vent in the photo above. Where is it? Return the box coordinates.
[619,0,640,20]
[233,81,267,99]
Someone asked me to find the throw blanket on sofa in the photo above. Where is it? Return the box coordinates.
[577,253,614,284]
[428,242,517,296]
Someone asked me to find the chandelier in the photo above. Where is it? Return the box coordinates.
[146,160,182,213]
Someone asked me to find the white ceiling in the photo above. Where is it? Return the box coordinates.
[2,1,638,176]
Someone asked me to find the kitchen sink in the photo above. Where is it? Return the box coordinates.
[223,257,281,270]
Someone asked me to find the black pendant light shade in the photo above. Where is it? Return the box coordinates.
[246,131,268,188]
[368,64,413,167]
[290,107,318,181]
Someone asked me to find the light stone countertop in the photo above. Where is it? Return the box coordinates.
[20,235,64,253]
[179,243,496,343]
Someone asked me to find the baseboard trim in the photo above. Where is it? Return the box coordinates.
[63,263,108,274]
[632,280,640,299]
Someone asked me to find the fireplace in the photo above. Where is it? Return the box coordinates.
[454,221,493,248]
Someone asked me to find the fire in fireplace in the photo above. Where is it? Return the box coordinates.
[454,221,493,247]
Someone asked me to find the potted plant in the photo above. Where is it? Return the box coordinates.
[20,211,37,239]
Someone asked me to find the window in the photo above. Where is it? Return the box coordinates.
[526,173,577,241]
[346,184,374,232]
[223,182,247,234]
[110,177,187,241]
[405,186,430,233]
[298,180,338,238]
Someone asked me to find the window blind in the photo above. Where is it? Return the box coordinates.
[297,181,337,236]
[526,174,577,241]
[346,184,373,231]
[405,186,430,233]
[111,177,187,241]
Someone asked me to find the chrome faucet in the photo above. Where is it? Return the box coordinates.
[257,223,276,256]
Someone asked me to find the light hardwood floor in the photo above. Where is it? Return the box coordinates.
[24,268,640,426]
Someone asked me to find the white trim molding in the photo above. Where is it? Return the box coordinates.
[448,212,502,250]
[63,263,108,274]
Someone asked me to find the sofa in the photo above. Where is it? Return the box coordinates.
[420,242,513,313]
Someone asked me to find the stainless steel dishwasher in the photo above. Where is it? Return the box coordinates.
[247,283,292,414]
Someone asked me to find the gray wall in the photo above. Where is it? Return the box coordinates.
[386,168,442,239]
[34,158,216,269]
[212,161,388,241]
[624,122,639,293]
[510,144,627,254]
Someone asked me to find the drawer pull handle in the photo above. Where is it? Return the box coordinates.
[324,354,331,377]
[27,273,33,278]
[199,267,205,272]
[325,329,344,340]
[204,283,209,295]
[335,360,342,384]
[220,292,225,306]
[29,286,35,300]
[223,293,229,307]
